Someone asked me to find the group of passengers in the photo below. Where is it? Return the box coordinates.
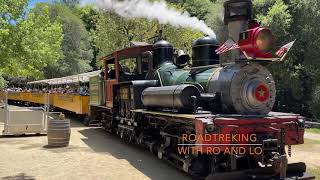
[4,86,89,96]
[5,87,25,92]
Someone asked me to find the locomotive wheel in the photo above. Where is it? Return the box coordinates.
[189,156,211,180]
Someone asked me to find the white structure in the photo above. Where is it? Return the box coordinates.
[27,70,102,85]
[0,92,48,135]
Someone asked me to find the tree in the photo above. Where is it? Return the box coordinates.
[44,4,93,78]
[205,0,230,62]
[94,0,208,66]
[57,0,79,8]
[255,0,292,43]
[253,0,320,117]
[0,1,63,78]
[94,10,204,67]
[0,73,6,89]
[94,12,158,60]
[163,25,203,54]
[76,5,99,70]
[310,85,320,119]
[182,0,212,20]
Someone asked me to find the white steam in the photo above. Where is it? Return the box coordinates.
[90,0,216,38]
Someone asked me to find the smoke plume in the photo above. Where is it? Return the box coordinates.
[90,0,216,38]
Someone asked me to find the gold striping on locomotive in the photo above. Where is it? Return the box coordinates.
[131,109,214,120]
[206,67,222,90]
[156,69,163,86]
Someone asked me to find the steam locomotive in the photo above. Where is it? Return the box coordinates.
[3,0,308,179]
[84,1,312,179]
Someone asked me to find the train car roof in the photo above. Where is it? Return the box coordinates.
[101,44,153,62]
[27,70,102,85]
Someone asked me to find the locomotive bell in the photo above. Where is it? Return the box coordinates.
[192,36,220,67]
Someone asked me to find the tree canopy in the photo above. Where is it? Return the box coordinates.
[1,0,320,119]
[0,1,63,81]
[43,4,93,78]
[252,0,320,118]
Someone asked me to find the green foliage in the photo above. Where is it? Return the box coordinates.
[310,85,320,119]
[76,5,99,70]
[76,5,98,31]
[288,0,320,66]
[94,12,156,60]
[0,0,30,66]
[254,0,320,117]
[44,4,93,78]
[270,63,314,115]
[306,128,320,134]
[0,0,27,33]
[0,1,63,78]
[93,1,207,67]
[182,0,212,20]
[163,25,203,54]
[94,11,204,67]
[1,0,319,119]
[205,0,232,62]
[253,0,276,17]
[256,0,292,39]
[57,0,79,8]
[205,0,226,41]
[0,73,7,89]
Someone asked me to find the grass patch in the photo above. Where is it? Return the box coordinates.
[307,168,320,180]
[304,138,320,145]
[306,128,320,134]
[294,138,320,151]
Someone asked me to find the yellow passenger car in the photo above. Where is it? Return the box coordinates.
[51,94,89,114]
[4,71,101,116]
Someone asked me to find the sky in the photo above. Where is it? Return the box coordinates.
[28,0,93,8]
[28,0,51,7]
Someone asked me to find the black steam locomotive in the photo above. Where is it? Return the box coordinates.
[85,0,309,179]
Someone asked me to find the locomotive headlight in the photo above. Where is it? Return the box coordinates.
[255,29,275,52]
[238,27,275,58]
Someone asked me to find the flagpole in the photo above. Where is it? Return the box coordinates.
[241,49,252,60]
[279,51,290,62]
[278,39,296,62]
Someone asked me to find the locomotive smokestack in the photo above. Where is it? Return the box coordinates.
[224,0,253,42]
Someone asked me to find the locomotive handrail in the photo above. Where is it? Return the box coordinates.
[212,113,301,119]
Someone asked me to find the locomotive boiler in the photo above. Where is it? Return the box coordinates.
[142,37,276,115]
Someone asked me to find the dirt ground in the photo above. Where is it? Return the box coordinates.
[288,131,320,179]
[0,120,190,180]
[0,118,319,180]
[288,134,320,168]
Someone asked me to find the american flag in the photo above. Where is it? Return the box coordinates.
[276,40,296,57]
[215,39,240,54]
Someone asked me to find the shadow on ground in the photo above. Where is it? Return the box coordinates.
[0,134,46,139]
[78,127,191,180]
[1,173,35,180]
